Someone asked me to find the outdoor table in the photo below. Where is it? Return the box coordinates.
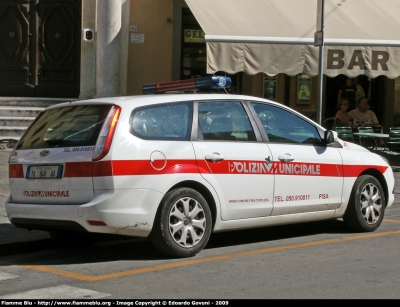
[353,133,389,138]
[353,132,389,151]
[350,125,382,133]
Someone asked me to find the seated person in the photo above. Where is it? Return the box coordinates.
[348,97,379,125]
[335,98,351,126]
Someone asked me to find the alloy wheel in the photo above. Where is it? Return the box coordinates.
[168,197,206,248]
[360,183,383,225]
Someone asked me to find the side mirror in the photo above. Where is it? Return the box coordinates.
[323,130,337,145]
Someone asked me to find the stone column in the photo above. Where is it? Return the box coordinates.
[79,0,97,100]
[119,0,130,96]
[96,0,122,98]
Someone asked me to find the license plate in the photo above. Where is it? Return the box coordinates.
[26,165,63,179]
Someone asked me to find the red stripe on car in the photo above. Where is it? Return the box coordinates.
[8,160,388,178]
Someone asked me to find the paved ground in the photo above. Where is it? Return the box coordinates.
[1,210,400,298]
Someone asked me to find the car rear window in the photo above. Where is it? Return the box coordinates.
[16,105,112,150]
[130,102,192,141]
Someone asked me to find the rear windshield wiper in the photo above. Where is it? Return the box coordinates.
[61,120,105,141]
[44,120,105,146]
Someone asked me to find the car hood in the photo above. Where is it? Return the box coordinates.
[337,138,370,152]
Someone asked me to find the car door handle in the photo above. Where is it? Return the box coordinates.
[205,152,224,162]
[278,153,294,162]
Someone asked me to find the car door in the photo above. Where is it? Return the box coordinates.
[191,100,274,221]
[249,101,344,216]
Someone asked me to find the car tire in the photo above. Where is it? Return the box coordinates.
[150,188,212,258]
[343,175,385,232]
[49,230,95,248]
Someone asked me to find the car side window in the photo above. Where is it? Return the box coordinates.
[130,102,192,141]
[198,101,256,142]
[251,102,322,145]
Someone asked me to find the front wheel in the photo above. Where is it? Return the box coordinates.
[343,175,385,232]
[150,188,212,258]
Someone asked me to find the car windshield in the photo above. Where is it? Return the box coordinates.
[16,105,112,149]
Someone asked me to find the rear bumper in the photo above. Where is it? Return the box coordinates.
[5,188,164,237]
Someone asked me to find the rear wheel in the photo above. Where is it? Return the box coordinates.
[150,188,212,258]
[343,175,385,232]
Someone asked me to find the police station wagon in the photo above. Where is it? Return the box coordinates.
[6,77,395,258]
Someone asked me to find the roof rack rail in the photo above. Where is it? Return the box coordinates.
[142,76,232,94]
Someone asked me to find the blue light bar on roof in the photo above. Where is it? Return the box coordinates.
[195,76,232,89]
[142,76,232,94]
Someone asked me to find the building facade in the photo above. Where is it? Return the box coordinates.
[1,0,400,132]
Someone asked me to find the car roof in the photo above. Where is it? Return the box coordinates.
[45,94,269,109]
[43,94,324,130]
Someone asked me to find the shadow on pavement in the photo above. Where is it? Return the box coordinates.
[0,219,358,266]
[0,223,53,256]
[206,219,352,250]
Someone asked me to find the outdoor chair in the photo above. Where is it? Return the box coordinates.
[389,127,400,141]
[384,127,400,152]
[323,117,335,130]
[335,126,354,142]
[357,127,377,149]
[384,127,400,165]
[385,127,400,161]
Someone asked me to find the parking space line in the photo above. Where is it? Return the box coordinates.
[0,285,110,299]
[0,272,19,281]
[18,265,94,282]
[384,219,400,223]
[17,229,400,282]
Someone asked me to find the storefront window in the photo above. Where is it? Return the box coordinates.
[180,8,239,94]
[263,75,278,101]
[181,9,206,79]
[297,74,312,105]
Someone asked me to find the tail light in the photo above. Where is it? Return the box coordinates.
[93,105,121,161]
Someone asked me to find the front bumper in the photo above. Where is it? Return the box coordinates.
[5,188,164,237]
[384,167,395,208]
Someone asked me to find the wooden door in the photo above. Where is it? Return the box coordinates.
[35,0,81,98]
[0,0,34,96]
[0,0,81,98]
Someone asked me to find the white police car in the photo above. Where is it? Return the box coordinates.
[6,76,394,258]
